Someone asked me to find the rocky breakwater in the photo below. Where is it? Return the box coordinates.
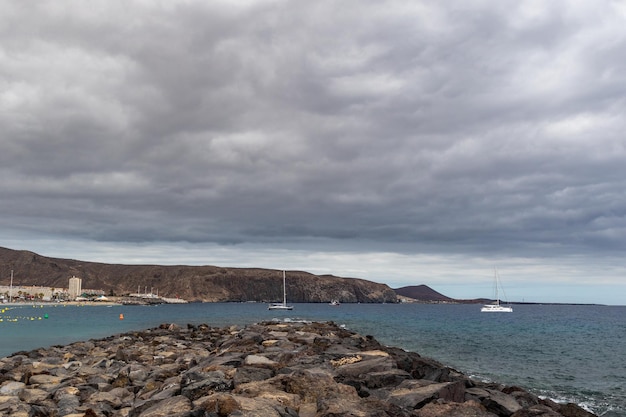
[0,321,596,417]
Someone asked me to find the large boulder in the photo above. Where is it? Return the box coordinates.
[134,395,192,417]
[466,387,523,416]
[415,400,498,417]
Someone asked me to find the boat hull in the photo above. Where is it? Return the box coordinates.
[268,304,293,310]
[481,304,513,313]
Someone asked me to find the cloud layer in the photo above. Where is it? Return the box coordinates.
[2,1,626,303]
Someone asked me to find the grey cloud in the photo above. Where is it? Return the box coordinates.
[2,0,626,268]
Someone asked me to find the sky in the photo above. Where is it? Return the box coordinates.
[2,1,626,305]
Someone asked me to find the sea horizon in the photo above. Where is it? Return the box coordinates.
[1,302,624,416]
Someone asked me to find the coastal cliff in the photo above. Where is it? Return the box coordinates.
[0,247,397,303]
[0,321,595,417]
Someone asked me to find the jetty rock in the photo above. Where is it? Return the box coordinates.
[0,321,596,417]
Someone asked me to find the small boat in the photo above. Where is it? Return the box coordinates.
[481,303,513,313]
[268,270,293,310]
[329,300,340,306]
[481,269,513,313]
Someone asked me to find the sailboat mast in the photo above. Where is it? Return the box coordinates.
[496,270,499,305]
[494,269,499,306]
[282,270,287,305]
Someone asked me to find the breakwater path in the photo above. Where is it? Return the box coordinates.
[0,320,595,417]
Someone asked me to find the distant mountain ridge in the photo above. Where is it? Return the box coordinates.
[0,247,400,303]
[393,284,453,302]
[394,285,494,304]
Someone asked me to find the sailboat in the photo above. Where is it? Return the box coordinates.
[481,269,513,313]
[268,270,293,310]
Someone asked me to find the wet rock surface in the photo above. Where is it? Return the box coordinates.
[0,321,596,417]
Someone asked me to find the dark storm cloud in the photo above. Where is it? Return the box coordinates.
[2,0,626,266]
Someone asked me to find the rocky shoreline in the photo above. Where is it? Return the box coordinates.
[0,321,596,417]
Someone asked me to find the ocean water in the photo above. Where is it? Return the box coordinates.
[1,302,624,416]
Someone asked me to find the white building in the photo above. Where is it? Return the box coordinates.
[68,276,82,300]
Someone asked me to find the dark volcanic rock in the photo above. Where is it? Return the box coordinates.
[0,321,596,417]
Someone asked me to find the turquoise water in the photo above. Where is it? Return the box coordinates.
[1,303,624,416]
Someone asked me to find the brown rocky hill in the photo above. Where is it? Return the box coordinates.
[395,284,493,304]
[393,284,453,302]
[0,247,398,303]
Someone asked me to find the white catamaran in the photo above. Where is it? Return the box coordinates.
[481,269,513,313]
[268,270,293,310]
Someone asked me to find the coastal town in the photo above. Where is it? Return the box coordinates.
[0,275,187,305]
